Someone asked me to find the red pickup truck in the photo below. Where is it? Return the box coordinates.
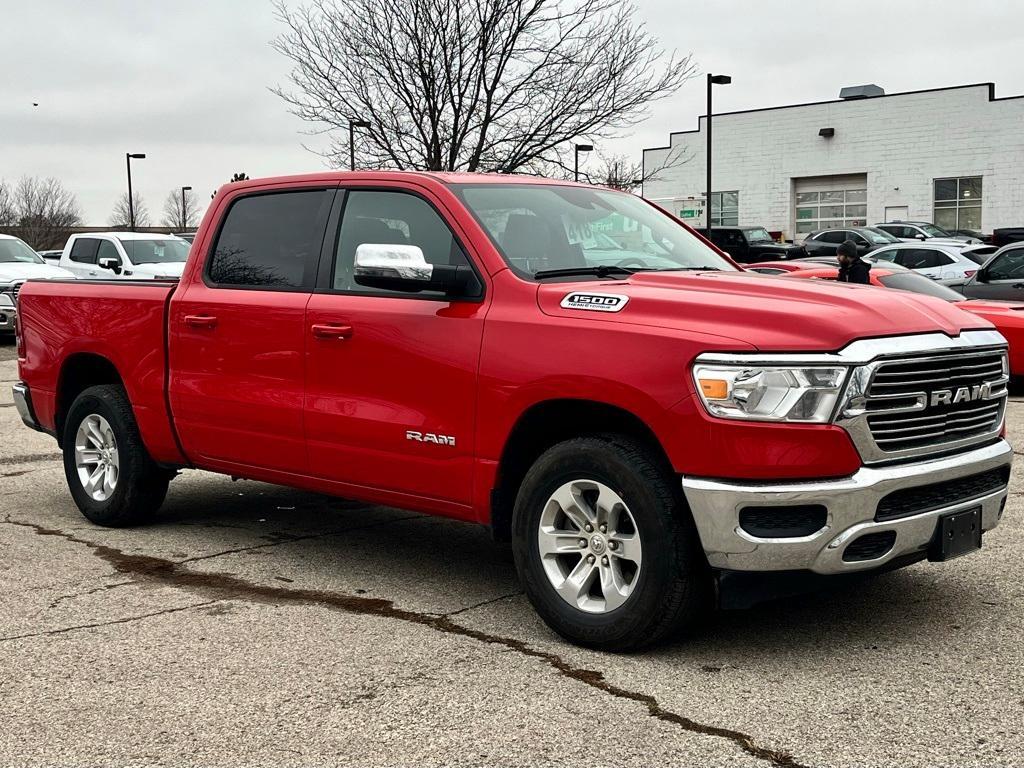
[13,172,1013,649]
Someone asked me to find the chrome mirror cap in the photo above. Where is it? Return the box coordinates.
[354,243,432,281]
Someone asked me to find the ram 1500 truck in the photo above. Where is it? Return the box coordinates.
[13,172,1013,650]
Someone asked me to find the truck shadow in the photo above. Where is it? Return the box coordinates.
[146,473,995,656]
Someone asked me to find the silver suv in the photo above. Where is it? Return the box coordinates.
[869,242,995,287]
[875,221,982,245]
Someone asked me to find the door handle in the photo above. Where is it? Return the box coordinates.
[312,323,353,340]
[184,314,218,329]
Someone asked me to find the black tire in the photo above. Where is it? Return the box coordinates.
[511,435,712,651]
[62,384,171,527]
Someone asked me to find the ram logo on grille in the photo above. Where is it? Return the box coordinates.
[929,382,996,407]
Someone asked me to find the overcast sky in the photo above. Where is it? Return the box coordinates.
[2,0,1022,225]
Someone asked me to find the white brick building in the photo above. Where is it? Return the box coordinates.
[641,83,1024,240]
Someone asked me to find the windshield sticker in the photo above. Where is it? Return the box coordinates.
[560,292,629,313]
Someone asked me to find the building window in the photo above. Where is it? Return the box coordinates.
[710,191,739,226]
[934,177,982,231]
[795,189,867,234]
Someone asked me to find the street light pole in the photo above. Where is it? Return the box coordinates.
[349,119,371,171]
[705,74,731,237]
[180,186,193,230]
[125,152,146,231]
[574,143,594,182]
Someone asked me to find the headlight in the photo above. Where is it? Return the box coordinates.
[693,364,848,423]
[0,293,12,308]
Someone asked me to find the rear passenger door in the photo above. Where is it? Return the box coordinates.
[304,186,489,510]
[169,186,335,475]
[895,248,952,281]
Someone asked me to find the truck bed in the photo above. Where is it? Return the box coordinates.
[17,279,186,464]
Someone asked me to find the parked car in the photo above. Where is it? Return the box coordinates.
[706,226,805,263]
[13,171,1013,650]
[58,232,190,280]
[952,229,992,244]
[802,226,901,257]
[173,232,197,244]
[874,221,981,245]
[36,249,63,266]
[744,259,839,275]
[0,234,75,333]
[785,265,1024,375]
[992,228,1024,248]
[868,242,990,287]
[960,243,1024,302]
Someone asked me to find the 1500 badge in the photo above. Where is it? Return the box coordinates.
[560,292,629,313]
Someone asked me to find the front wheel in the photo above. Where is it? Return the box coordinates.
[62,385,171,527]
[511,435,712,651]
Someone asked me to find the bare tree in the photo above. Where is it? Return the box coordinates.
[109,192,151,229]
[272,0,696,173]
[212,172,250,199]
[0,180,15,227]
[575,146,692,193]
[9,176,82,249]
[161,188,202,230]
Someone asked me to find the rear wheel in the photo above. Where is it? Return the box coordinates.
[511,435,712,651]
[62,385,171,527]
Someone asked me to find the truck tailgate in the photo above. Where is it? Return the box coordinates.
[17,279,185,464]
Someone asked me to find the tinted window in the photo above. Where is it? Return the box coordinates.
[208,190,333,289]
[332,190,471,296]
[818,231,848,244]
[70,238,100,264]
[872,248,899,263]
[848,232,869,245]
[96,240,120,264]
[898,249,951,270]
[987,248,1024,281]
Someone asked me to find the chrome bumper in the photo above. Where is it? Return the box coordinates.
[12,382,42,432]
[682,440,1012,575]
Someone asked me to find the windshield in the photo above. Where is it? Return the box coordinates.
[0,238,45,264]
[743,227,773,243]
[452,184,736,278]
[922,224,952,237]
[878,272,964,301]
[863,228,900,244]
[119,238,190,264]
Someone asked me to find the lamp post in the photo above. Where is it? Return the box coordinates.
[705,74,731,236]
[180,186,193,230]
[349,119,371,171]
[125,152,146,231]
[574,143,594,182]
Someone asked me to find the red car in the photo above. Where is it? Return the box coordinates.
[785,266,1024,375]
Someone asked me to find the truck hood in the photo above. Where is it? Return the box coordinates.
[537,270,991,352]
[130,261,186,279]
[0,262,75,281]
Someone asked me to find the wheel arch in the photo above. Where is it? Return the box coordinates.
[55,353,125,446]
[489,398,674,542]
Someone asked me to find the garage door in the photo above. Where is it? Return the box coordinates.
[794,174,868,239]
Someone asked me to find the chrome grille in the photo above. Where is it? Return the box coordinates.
[2,281,24,305]
[865,349,1007,454]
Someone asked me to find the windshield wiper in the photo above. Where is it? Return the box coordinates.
[533,265,635,279]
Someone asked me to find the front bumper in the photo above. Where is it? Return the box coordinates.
[682,440,1012,575]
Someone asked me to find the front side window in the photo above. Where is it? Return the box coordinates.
[0,237,45,264]
[818,231,848,244]
[864,228,899,244]
[987,248,1024,281]
[332,190,472,297]
[121,238,189,265]
[96,240,121,264]
[872,248,898,263]
[934,177,982,231]
[743,227,772,243]
[208,189,333,289]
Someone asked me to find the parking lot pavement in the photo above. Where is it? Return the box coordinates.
[1,354,1022,768]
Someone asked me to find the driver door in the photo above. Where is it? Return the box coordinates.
[965,247,1024,300]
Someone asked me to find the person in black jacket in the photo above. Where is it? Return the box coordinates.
[837,239,871,284]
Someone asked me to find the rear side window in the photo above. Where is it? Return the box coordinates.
[69,238,100,264]
[819,231,847,244]
[207,189,333,290]
[899,249,951,269]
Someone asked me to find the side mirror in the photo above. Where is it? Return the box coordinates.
[353,243,476,297]
[975,267,989,283]
[915,233,927,241]
[97,256,122,274]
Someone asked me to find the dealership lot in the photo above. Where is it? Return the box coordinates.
[0,346,1022,768]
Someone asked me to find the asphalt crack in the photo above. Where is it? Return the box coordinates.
[3,517,807,768]
[0,600,220,643]
[0,453,60,466]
